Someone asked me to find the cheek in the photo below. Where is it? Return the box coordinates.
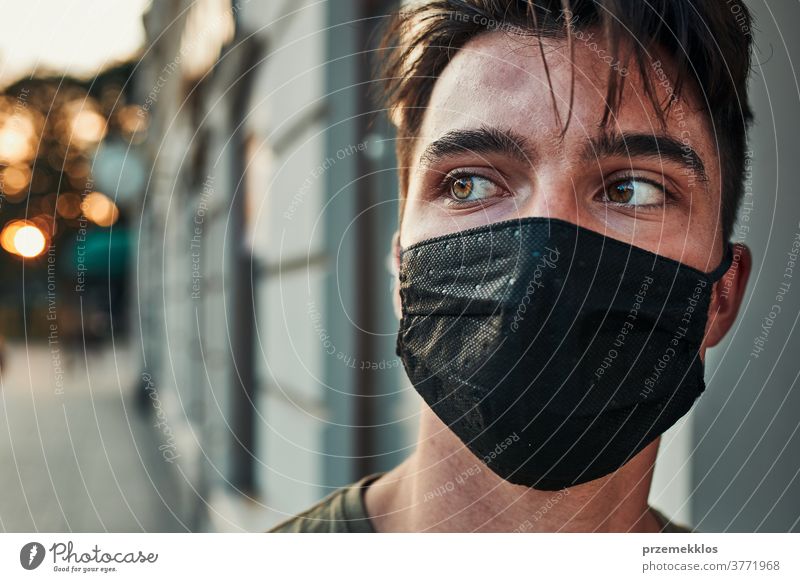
[400,174,454,246]
[681,191,723,250]
[400,206,452,247]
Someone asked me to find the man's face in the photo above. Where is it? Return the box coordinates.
[398,30,724,272]
[390,29,749,352]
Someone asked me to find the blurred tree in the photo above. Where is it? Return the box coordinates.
[0,63,143,340]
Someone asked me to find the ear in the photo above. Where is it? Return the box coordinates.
[702,243,752,350]
[390,229,402,320]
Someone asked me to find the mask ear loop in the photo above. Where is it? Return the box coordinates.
[706,242,736,282]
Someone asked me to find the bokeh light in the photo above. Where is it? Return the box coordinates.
[0,164,31,200]
[0,111,37,164]
[81,191,119,227]
[0,219,47,258]
[55,192,83,219]
[59,98,108,148]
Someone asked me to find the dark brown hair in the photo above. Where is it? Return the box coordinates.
[376,0,754,242]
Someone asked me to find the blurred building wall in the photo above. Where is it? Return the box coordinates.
[133,0,414,531]
[688,0,800,533]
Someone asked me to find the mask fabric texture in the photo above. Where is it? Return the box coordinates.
[396,217,734,490]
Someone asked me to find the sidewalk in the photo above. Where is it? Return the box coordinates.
[0,341,185,532]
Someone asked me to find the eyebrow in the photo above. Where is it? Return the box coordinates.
[583,132,708,182]
[418,126,709,184]
[418,126,535,167]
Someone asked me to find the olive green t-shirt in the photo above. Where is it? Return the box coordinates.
[267,473,692,533]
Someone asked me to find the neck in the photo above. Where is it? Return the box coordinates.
[365,406,663,532]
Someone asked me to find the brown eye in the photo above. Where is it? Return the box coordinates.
[608,181,635,203]
[451,176,474,199]
[446,174,500,204]
[604,178,665,207]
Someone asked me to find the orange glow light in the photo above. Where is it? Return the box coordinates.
[69,109,107,145]
[56,192,83,219]
[1,164,31,195]
[0,220,47,258]
[81,191,119,227]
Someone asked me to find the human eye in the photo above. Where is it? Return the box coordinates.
[438,171,507,207]
[600,175,675,209]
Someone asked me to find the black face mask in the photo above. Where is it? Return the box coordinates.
[396,217,734,490]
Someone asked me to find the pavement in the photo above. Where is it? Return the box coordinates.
[0,341,186,532]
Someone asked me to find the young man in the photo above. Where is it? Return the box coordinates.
[271,0,753,532]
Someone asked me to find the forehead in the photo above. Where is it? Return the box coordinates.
[415,30,715,169]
